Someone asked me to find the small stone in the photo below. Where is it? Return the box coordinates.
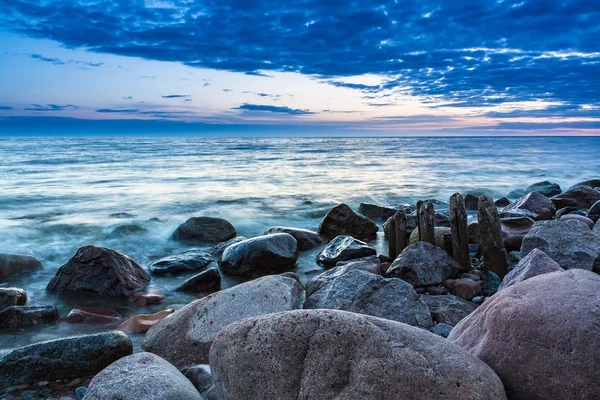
[149,251,213,275]
[471,296,483,304]
[431,323,453,338]
[454,279,482,300]
[482,271,501,296]
[75,386,87,400]
[64,307,120,325]
[117,309,174,333]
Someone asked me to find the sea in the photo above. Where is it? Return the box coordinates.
[1,136,599,352]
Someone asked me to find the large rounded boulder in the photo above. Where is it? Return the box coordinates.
[449,269,600,400]
[47,245,150,298]
[0,253,43,279]
[318,203,378,239]
[501,192,555,221]
[209,309,507,400]
[264,226,324,250]
[498,248,563,291]
[525,181,562,197]
[219,233,299,276]
[552,185,600,210]
[171,216,236,244]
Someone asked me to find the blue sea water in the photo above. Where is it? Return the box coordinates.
[0,136,599,352]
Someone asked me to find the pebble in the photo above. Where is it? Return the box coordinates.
[472,296,484,304]
[75,387,87,400]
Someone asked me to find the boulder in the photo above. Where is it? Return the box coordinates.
[502,192,555,221]
[449,269,600,400]
[318,203,378,239]
[420,294,478,326]
[149,251,213,275]
[175,267,221,293]
[569,178,600,190]
[0,287,27,312]
[264,226,324,250]
[108,224,148,238]
[180,364,213,394]
[209,309,507,400]
[464,194,479,210]
[500,216,535,251]
[64,307,121,325]
[305,269,433,328]
[358,203,400,221]
[521,220,600,271]
[0,254,43,280]
[588,200,600,222]
[0,306,59,329]
[494,197,510,207]
[207,236,247,261]
[453,279,483,300]
[498,248,563,291]
[47,245,150,298]
[118,309,174,333]
[525,181,562,197]
[408,226,452,248]
[482,271,501,296]
[143,274,305,367]
[171,216,236,244]
[0,331,132,389]
[507,189,526,199]
[552,185,600,210]
[305,255,380,296]
[555,206,580,218]
[558,213,595,228]
[468,221,479,244]
[219,233,299,276]
[316,235,376,266]
[386,242,462,287]
[83,352,202,400]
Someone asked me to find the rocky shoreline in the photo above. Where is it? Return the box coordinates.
[1,179,600,399]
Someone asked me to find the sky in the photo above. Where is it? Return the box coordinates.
[0,0,599,136]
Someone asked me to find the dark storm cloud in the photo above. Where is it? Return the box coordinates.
[2,0,599,108]
[234,104,316,115]
[24,104,78,111]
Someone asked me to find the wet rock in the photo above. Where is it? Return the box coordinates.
[420,294,478,326]
[569,178,600,190]
[219,233,299,276]
[264,226,324,250]
[507,189,526,199]
[47,246,150,298]
[525,181,562,197]
[464,194,479,210]
[481,271,501,296]
[207,236,247,261]
[128,292,165,307]
[316,235,376,266]
[0,254,43,280]
[318,203,378,239]
[588,200,600,222]
[408,226,452,249]
[64,307,120,325]
[143,274,304,367]
[500,216,535,251]
[449,269,600,400]
[180,365,213,394]
[110,212,135,219]
[171,216,236,244]
[386,242,462,287]
[453,279,483,300]
[83,352,202,400]
[0,287,27,312]
[149,251,213,275]
[305,269,433,329]
[0,331,132,389]
[358,203,400,221]
[468,221,479,244]
[595,219,600,233]
[0,306,59,329]
[210,309,507,400]
[555,206,579,218]
[498,248,563,291]
[175,267,221,293]
[117,309,174,333]
[305,255,381,296]
[558,213,595,228]
[552,185,600,210]
[494,197,511,207]
[521,219,600,271]
[431,323,453,338]
[108,224,148,238]
[502,192,555,221]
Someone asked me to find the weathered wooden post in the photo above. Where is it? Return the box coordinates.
[394,210,408,256]
[418,200,435,245]
[478,196,509,278]
[388,217,397,260]
[450,193,470,270]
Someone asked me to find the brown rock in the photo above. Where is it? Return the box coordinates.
[318,203,378,239]
[468,222,480,244]
[453,279,482,300]
[552,185,600,210]
[64,307,120,325]
[0,254,43,280]
[118,309,174,333]
[502,192,555,221]
[498,248,563,291]
[478,196,509,278]
[0,288,27,312]
[128,292,165,307]
[500,216,535,252]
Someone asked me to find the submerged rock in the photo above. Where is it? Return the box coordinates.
[149,251,213,275]
[83,352,202,400]
[175,267,221,293]
[143,274,305,367]
[502,192,555,221]
[47,245,150,298]
[318,203,378,239]
[449,270,600,400]
[525,181,562,197]
[0,331,132,389]
[0,253,43,280]
[498,248,563,291]
[209,309,507,400]
[219,233,299,276]
[108,224,148,238]
[0,287,27,312]
[0,306,59,329]
[117,309,174,333]
[64,307,121,325]
[264,226,324,250]
[305,269,433,328]
[316,235,376,266]
[171,216,236,244]
[420,294,478,326]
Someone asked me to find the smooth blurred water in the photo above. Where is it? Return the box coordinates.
[0,136,599,352]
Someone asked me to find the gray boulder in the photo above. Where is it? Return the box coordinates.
[449,270,600,400]
[498,248,563,291]
[83,352,202,400]
[420,294,478,326]
[502,192,555,221]
[316,235,376,266]
[0,287,27,312]
[143,274,305,367]
[207,236,247,261]
[171,216,236,244]
[386,242,462,287]
[305,270,433,328]
[588,200,600,222]
[558,213,595,228]
[209,309,507,400]
[525,181,562,197]
[552,185,600,210]
[175,267,221,293]
[219,233,299,276]
[264,226,324,250]
[0,254,43,280]
[318,203,378,239]
[0,306,59,329]
[520,220,600,271]
[305,255,380,296]
[149,251,213,275]
[47,245,150,298]
[0,331,132,389]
